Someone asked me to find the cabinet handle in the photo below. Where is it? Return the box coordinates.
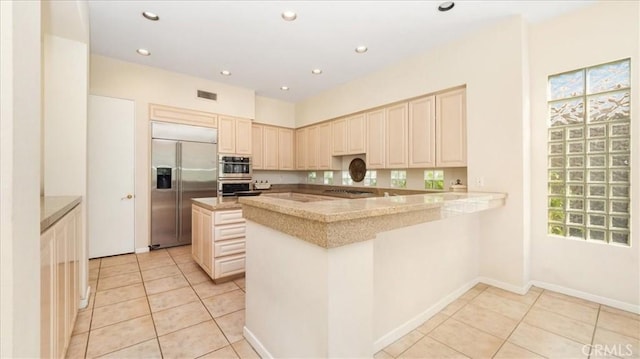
[121,194,134,200]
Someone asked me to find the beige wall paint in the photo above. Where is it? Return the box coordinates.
[90,55,256,251]
[530,1,639,307]
[295,16,530,289]
[0,1,42,357]
[255,96,295,127]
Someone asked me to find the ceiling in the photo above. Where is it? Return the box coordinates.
[88,1,594,103]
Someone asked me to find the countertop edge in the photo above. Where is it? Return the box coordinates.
[41,196,82,233]
[192,197,243,211]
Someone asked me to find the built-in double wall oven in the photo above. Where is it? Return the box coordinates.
[218,155,252,196]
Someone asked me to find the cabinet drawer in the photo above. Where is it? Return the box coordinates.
[214,254,245,279]
[214,223,246,241]
[214,238,245,258]
[214,210,244,225]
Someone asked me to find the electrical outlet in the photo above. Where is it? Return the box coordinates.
[475,177,484,187]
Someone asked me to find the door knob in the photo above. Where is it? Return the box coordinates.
[121,194,134,200]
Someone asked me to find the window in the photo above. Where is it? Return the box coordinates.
[390,170,407,188]
[308,171,316,183]
[424,170,444,190]
[323,171,333,185]
[547,59,631,245]
[341,171,353,185]
[363,171,377,186]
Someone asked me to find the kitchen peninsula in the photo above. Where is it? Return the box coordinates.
[239,192,506,358]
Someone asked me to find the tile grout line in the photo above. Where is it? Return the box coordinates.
[587,305,602,359]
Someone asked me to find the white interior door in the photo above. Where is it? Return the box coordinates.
[88,95,135,258]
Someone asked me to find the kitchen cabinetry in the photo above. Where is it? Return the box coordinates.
[331,115,366,156]
[331,118,347,155]
[192,206,246,281]
[385,103,409,168]
[218,116,252,155]
[251,125,264,169]
[436,88,467,167]
[316,122,337,170]
[263,126,279,170]
[409,96,436,168]
[366,109,386,169]
[149,103,218,128]
[295,128,308,170]
[251,123,291,170]
[278,128,295,170]
[41,204,81,359]
[307,126,318,169]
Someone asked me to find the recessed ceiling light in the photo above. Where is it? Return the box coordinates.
[311,68,323,75]
[281,11,297,21]
[280,86,290,91]
[355,46,368,54]
[220,70,231,76]
[136,48,151,56]
[142,11,159,21]
[438,2,455,12]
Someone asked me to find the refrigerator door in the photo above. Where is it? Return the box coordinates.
[179,141,218,245]
[151,139,179,248]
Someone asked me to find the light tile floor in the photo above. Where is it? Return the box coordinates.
[68,247,640,359]
[66,245,259,359]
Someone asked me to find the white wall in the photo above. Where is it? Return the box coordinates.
[295,17,529,289]
[0,1,42,357]
[255,96,295,127]
[529,1,640,308]
[90,55,257,250]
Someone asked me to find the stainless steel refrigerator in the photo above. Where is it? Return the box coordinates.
[151,122,218,249]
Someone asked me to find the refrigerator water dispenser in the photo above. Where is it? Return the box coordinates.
[157,167,172,189]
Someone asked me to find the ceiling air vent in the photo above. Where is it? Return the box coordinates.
[197,90,217,101]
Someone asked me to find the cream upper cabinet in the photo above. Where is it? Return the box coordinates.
[317,122,335,170]
[263,126,279,170]
[307,126,318,169]
[408,96,436,168]
[149,103,218,128]
[366,109,386,169]
[251,124,264,170]
[218,116,252,155]
[331,118,347,156]
[295,128,308,170]
[385,103,409,168]
[436,88,467,167]
[278,128,295,170]
[347,114,366,154]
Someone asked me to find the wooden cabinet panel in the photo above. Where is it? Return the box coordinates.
[149,103,217,128]
[218,116,236,154]
[191,207,203,265]
[251,125,264,170]
[385,103,409,168]
[331,118,347,156]
[40,230,56,359]
[295,128,307,170]
[214,254,246,279]
[436,88,467,167]
[201,210,213,275]
[408,96,436,168]
[317,122,334,170]
[307,126,318,169]
[263,126,279,170]
[213,238,246,258]
[235,118,252,155]
[366,109,385,169]
[214,209,244,224]
[214,223,246,241]
[347,114,366,154]
[278,128,295,170]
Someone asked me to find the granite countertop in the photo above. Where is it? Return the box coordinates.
[239,192,507,248]
[41,196,82,233]
[192,197,243,211]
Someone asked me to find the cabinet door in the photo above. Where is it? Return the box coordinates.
[295,128,307,170]
[54,221,67,358]
[251,125,264,170]
[235,118,252,155]
[386,103,409,168]
[201,210,213,276]
[263,126,279,170]
[347,114,366,154]
[191,207,203,265]
[40,229,56,359]
[331,118,347,155]
[218,116,236,154]
[307,126,318,169]
[278,128,295,170]
[366,109,385,169]
[317,122,333,170]
[408,96,436,168]
[436,88,467,167]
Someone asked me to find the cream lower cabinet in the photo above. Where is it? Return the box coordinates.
[41,204,81,359]
[192,205,246,282]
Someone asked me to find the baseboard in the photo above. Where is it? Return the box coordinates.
[373,279,477,352]
[244,326,273,359]
[477,276,531,295]
[530,280,640,314]
[135,247,149,254]
[79,285,91,309]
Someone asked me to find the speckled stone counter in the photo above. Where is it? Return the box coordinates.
[41,196,82,233]
[239,192,507,248]
[192,197,242,211]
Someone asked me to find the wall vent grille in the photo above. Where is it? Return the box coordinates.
[197,90,217,101]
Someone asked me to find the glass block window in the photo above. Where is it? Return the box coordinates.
[341,171,353,186]
[323,171,333,185]
[547,59,631,245]
[363,171,377,186]
[308,171,316,183]
[424,170,444,190]
[390,170,407,188]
